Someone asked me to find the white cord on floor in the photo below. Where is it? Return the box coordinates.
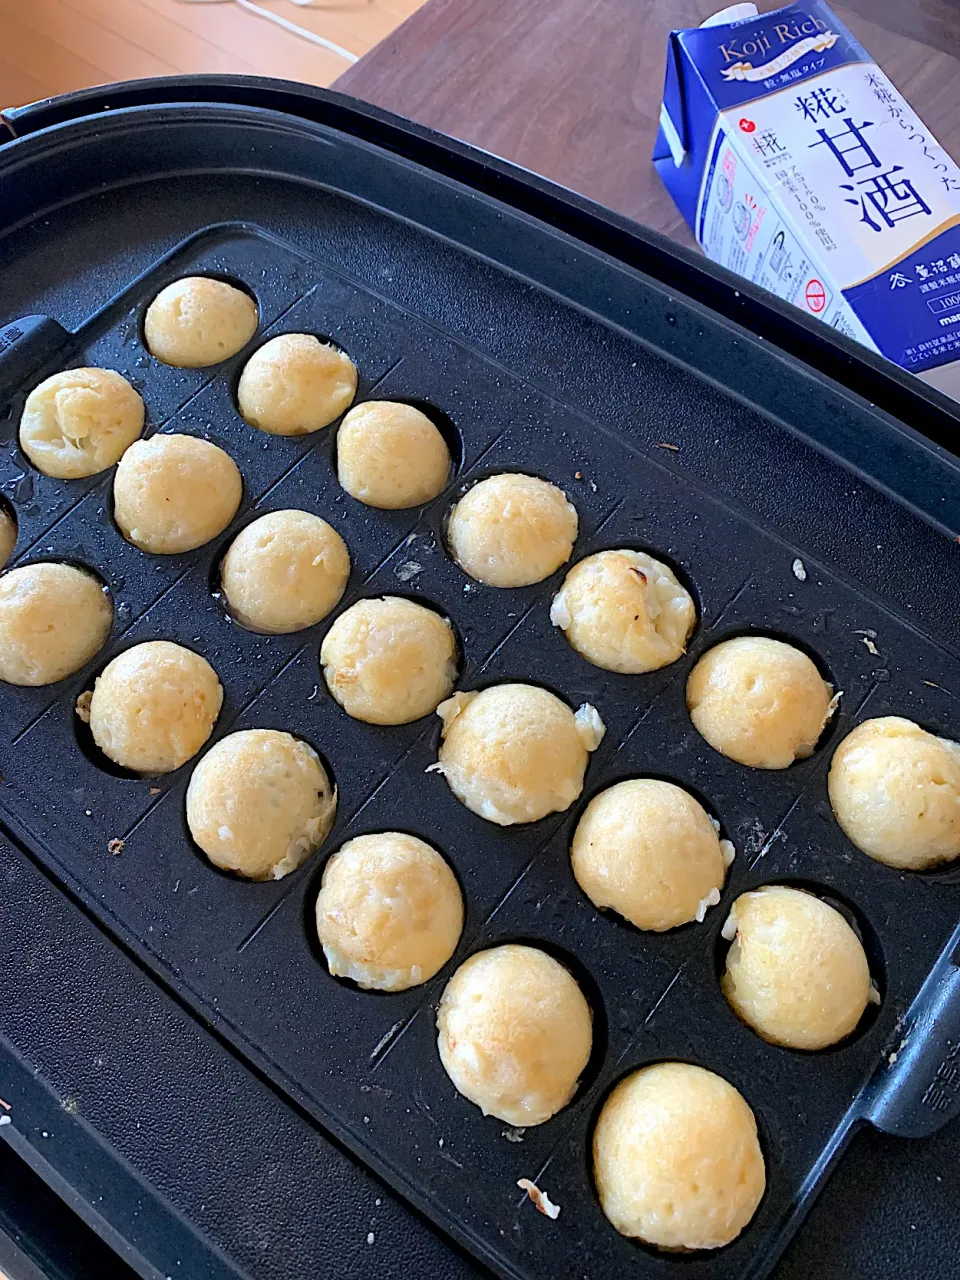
[193,0,359,63]
[235,0,358,61]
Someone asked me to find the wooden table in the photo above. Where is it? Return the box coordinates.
[335,0,960,250]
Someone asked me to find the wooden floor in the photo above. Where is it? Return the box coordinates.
[0,0,424,111]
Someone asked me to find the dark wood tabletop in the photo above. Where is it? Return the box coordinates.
[334,0,960,250]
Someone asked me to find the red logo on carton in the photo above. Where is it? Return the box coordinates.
[739,118,756,133]
[805,279,826,313]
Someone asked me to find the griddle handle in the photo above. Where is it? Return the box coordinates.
[0,315,72,399]
[866,924,960,1139]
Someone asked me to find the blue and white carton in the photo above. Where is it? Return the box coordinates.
[654,1,960,394]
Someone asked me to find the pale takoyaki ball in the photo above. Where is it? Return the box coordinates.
[321,597,457,725]
[687,636,836,769]
[19,368,144,479]
[0,507,17,570]
[0,563,111,686]
[571,779,734,932]
[447,473,577,587]
[86,641,222,774]
[237,334,357,436]
[144,276,258,368]
[187,729,336,881]
[221,510,350,634]
[593,1062,765,1252]
[722,886,875,1050]
[114,434,242,554]
[433,684,605,825]
[828,716,960,869]
[316,832,463,991]
[551,549,696,673]
[337,401,451,509]
[437,944,592,1126]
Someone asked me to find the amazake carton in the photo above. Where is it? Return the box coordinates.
[654,1,960,395]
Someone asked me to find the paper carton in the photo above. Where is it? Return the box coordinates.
[654,1,960,394]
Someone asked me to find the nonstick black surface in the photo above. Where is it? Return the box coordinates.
[1,100,959,1280]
